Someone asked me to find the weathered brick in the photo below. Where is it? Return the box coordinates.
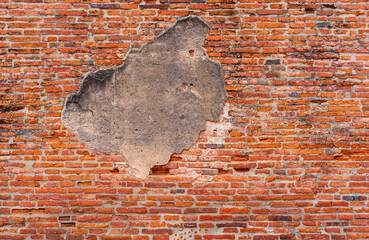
[2,1,369,239]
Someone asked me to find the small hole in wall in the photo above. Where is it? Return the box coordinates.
[61,222,76,228]
[111,168,119,174]
[234,167,250,173]
[150,165,170,175]
[189,49,194,57]
[59,216,70,221]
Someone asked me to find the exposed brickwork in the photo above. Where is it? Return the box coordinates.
[1,0,369,240]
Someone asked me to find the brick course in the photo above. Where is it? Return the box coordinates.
[1,0,369,239]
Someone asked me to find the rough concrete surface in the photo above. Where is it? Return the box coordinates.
[62,16,226,179]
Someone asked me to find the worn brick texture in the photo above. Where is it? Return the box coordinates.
[1,0,369,240]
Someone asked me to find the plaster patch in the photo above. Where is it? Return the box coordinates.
[62,16,226,179]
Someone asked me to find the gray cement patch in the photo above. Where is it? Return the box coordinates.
[62,16,226,179]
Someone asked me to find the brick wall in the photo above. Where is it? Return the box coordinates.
[1,0,369,239]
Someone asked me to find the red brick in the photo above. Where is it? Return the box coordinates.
[2,2,369,239]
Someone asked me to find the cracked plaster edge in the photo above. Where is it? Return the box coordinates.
[61,16,227,179]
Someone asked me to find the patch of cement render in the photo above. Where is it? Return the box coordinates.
[62,16,226,179]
